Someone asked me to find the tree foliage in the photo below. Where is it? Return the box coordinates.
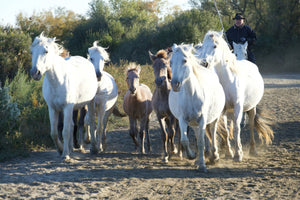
[0,27,32,84]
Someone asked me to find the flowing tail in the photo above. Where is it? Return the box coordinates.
[254,107,274,145]
[112,105,127,117]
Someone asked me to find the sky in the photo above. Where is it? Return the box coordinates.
[0,0,191,27]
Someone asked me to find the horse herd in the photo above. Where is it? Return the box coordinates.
[29,31,273,172]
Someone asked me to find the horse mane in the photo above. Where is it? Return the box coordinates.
[176,46,204,84]
[91,41,110,62]
[126,62,141,75]
[31,33,63,55]
[155,49,172,80]
[204,31,239,74]
[156,50,168,59]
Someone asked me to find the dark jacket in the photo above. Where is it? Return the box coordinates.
[226,24,256,50]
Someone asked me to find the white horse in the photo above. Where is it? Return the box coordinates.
[84,41,125,153]
[233,41,248,60]
[30,33,97,160]
[196,30,273,161]
[169,44,225,172]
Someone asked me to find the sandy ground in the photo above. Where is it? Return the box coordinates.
[1,74,299,200]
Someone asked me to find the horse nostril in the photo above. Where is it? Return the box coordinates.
[130,87,136,94]
[96,71,102,81]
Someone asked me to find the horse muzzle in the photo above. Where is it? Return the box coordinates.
[30,68,42,81]
[171,80,181,92]
[129,87,137,95]
[155,76,166,88]
[96,71,102,82]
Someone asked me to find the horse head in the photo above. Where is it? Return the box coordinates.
[149,50,171,88]
[170,44,194,92]
[88,41,110,81]
[126,63,141,95]
[30,32,59,80]
[233,41,248,60]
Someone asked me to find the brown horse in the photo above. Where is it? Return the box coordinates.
[149,49,181,163]
[123,63,153,154]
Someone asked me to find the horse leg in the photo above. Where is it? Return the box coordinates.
[129,117,138,151]
[145,116,151,153]
[167,116,178,155]
[87,101,97,154]
[102,108,113,151]
[176,120,182,159]
[247,108,257,156]
[72,110,80,148]
[49,108,63,154]
[179,118,196,160]
[139,117,147,154]
[96,103,105,152]
[62,105,74,160]
[208,119,220,163]
[233,105,244,162]
[196,118,207,172]
[78,106,87,152]
[157,114,169,162]
[58,111,63,142]
[222,114,234,159]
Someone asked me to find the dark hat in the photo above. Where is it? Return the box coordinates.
[233,13,245,20]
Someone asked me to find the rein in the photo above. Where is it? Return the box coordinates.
[213,0,230,46]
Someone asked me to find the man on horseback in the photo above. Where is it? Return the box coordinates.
[226,13,257,63]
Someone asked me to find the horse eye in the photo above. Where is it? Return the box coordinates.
[45,50,48,54]
[213,45,217,48]
[90,58,93,61]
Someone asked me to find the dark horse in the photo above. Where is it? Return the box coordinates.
[149,49,181,163]
[123,63,153,154]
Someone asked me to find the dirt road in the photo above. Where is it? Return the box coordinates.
[1,74,299,199]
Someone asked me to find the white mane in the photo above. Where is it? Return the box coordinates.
[88,41,110,62]
[31,32,63,55]
[173,44,209,85]
[203,31,239,74]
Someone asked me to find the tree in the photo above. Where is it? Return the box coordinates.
[16,8,83,43]
[0,27,32,84]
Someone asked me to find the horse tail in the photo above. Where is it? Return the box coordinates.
[254,106,274,145]
[112,106,127,117]
[216,117,233,141]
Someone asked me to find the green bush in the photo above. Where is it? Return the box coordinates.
[0,85,23,161]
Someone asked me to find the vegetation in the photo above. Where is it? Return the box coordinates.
[0,0,299,161]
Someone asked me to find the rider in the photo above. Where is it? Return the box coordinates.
[226,13,257,64]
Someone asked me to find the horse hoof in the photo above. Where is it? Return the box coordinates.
[233,155,243,162]
[225,150,234,159]
[62,155,72,162]
[162,157,169,163]
[187,151,196,160]
[79,148,86,153]
[249,149,257,156]
[197,166,207,173]
[171,147,178,154]
[90,148,98,155]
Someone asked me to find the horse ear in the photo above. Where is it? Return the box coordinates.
[244,41,248,48]
[233,41,237,48]
[136,65,141,74]
[172,44,178,52]
[93,41,98,47]
[148,51,156,62]
[219,30,223,37]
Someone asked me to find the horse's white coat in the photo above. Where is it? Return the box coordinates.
[30,33,97,160]
[196,31,264,161]
[233,41,248,60]
[169,44,225,172]
[85,42,119,153]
